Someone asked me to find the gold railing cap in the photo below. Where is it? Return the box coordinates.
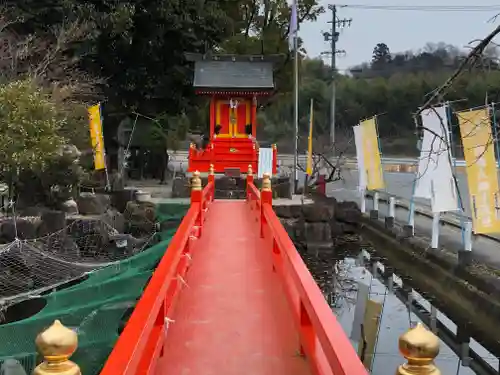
[261,173,272,191]
[191,170,202,191]
[247,164,253,175]
[399,322,440,361]
[35,320,78,359]
[33,320,81,375]
[209,164,215,175]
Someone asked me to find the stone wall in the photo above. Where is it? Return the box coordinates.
[273,197,361,250]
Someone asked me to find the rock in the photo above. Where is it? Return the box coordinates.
[274,202,334,222]
[343,223,358,234]
[124,201,157,237]
[77,193,111,215]
[335,201,361,224]
[135,191,152,202]
[273,205,292,218]
[0,218,40,241]
[274,177,292,198]
[171,177,190,198]
[302,204,334,222]
[45,234,81,258]
[330,221,345,238]
[280,218,298,239]
[60,199,78,214]
[289,205,303,218]
[19,206,49,217]
[39,210,67,236]
[304,222,332,243]
[102,208,126,233]
[111,189,137,213]
[67,218,111,255]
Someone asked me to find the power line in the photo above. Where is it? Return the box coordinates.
[338,4,500,12]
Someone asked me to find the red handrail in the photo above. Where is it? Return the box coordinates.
[100,180,214,375]
[248,181,368,375]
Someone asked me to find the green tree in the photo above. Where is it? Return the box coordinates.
[371,43,392,70]
[0,79,65,170]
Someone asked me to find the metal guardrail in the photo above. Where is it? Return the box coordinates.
[365,190,500,243]
[168,150,469,167]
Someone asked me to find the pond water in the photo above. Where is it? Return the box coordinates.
[302,245,498,375]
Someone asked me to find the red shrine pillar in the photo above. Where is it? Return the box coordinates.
[209,95,215,138]
[251,96,257,136]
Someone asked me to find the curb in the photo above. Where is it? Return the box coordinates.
[364,191,500,244]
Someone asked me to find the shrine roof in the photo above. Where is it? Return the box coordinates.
[194,88,274,96]
[192,60,274,90]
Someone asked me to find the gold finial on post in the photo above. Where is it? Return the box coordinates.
[247,164,253,176]
[33,320,81,375]
[261,173,272,192]
[272,143,277,150]
[396,323,441,375]
[191,171,202,191]
[190,142,196,149]
[209,164,214,175]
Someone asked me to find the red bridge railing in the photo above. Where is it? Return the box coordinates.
[99,165,366,375]
[99,170,213,375]
[246,170,368,375]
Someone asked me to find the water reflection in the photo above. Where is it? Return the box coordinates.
[302,246,499,375]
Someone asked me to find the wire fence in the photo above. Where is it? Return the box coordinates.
[0,202,158,307]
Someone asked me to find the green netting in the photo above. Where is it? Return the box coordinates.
[0,203,189,375]
[155,202,190,222]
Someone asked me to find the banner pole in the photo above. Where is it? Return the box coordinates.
[99,103,111,191]
[445,103,465,244]
[490,102,500,168]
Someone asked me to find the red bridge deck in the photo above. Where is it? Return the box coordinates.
[99,173,367,375]
[160,200,310,374]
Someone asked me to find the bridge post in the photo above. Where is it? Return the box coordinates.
[246,164,254,189]
[260,173,272,238]
[317,174,326,196]
[459,221,472,267]
[272,144,278,175]
[33,320,81,375]
[431,213,440,249]
[370,191,379,220]
[191,170,203,236]
[403,203,416,237]
[360,189,366,213]
[385,196,395,228]
[208,164,215,184]
[396,322,441,375]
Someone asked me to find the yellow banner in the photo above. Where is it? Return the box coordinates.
[306,99,314,175]
[360,118,384,190]
[458,108,500,234]
[88,104,106,170]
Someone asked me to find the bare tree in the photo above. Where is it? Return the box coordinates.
[293,128,354,192]
[0,6,102,102]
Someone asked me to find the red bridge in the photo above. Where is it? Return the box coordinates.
[98,169,368,375]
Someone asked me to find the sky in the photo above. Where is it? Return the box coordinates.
[299,0,500,71]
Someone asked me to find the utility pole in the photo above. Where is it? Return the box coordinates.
[323,5,351,151]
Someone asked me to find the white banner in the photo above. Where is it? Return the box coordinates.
[415,106,458,213]
[353,125,367,191]
[258,147,274,178]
